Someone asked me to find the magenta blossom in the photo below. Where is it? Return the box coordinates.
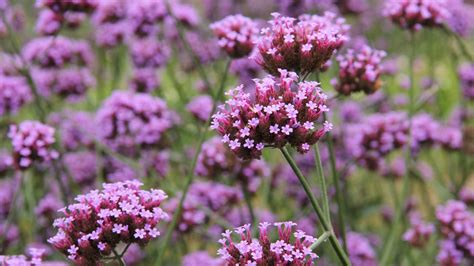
[48,180,168,265]
[217,221,318,265]
[252,12,349,76]
[211,69,331,160]
[210,14,258,58]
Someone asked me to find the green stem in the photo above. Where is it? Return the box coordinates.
[112,248,125,266]
[0,173,22,253]
[242,183,256,228]
[280,147,351,265]
[380,31,417,265]
[322,112,348,253]
[155,58,230,264]
[310,231,332,250]
[313,143,330,224]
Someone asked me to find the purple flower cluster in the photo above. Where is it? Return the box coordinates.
[446,0,474,37]
[411,113,463,151]
[35,0,97,35]
[344,112,408,170]
[129,68,160,93]
[210,14,258,58]
[126,0,167,37]
[0,3,24,38]
[402,215,435,248]
[130,38,169,69]
[48,180,168,265]
[436,200,474,263]
[0,248,47,265]
[63,151,97,188]
[459,63,474,101]
[332,45,387,96]
[0,75,32,116]
[460,188,474,206]
[96,91,177,155]
[196,137,269,192]
[187,95,213,122]
[92,0,128,48]
[165,181,241,234]
[217,222,318,265]
[23,36,95,101]
[8,120,59,170]
[346,232,378,266]
[253,12,349,76]
[212,70,332,160]
[383,0,450,31]
[48,111,95,151]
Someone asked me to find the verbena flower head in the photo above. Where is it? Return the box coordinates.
[253,12,349,76]
[126,0,167,37]
[437,240,464,266]
[217,221,318,265]
[187,95,213,122]
[383,0,450,31]
[210,14,258,58]
[8,120,59,170]
[48,110,95,151]
[211,70,331,160]
[130,38,170,69]
[23,36,93,68]
[436,200,474,260]
[402,215,435,248]
[459,63,474,101]
[332,45,387,96]
[96,91,177,155]
[446,0,474,37]
[344,112,409,170]
[32,68,95,101]
[0,75,32,116]
[35,0,97,14]
[48,180,168,265]
[346,232,378,266]
[64,151,97,188]
[196,137,270,192]
[129,68,160,93]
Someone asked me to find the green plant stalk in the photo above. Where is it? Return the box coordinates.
[380,32,417,265]
[280,147,351,265]
[313,143,330,224]
[155,60,230,264]
[0,173,22,253]
[242,183,256,228]
[310,231,332,250]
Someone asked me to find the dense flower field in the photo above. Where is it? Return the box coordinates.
[0,0,473,265]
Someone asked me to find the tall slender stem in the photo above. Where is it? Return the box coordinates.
[0,172,22,253]
[280,147,351,265]
[380,32,417,265]
[155,59,230,264]
[310,231,332,250]
[242,183,256,227]
[313,143,330,224]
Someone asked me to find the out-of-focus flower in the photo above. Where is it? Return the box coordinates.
[210,15,258,58]
[187,95,213,122]
[332,45,387,96]
[437,240,464,266]
[96,91,177,155]
[130,38,170,69]
[230,57,261,85]
[196,137,269,192]
[35,193,62,233]
[8,121,59,170]
[253,12,349,76]
[32,68,95,101]
[436,200,474,261]
[344,112,409,170]
[48,180,168,265]
[217,222,318,265]
[48,111,95,151]
[459,63,474,101]
[0,5,25,37]
[0,248,48,265]
[129,68,160,93]
[446,0,474,37]
[140,150,170,178]
[63,151,97,188]
[123,244,145,266]
[211,70,331,160]
[460,188,474,206]
[103,156,137,182]
[402,215,435,248]
[164,195,206,233]
[23,36,93,68]
[126,0,167,37]
[183,251,224,266]
[35,0,97,14]
[383,0,450,31]
[346,232,378,266]
[0,75,31,116]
